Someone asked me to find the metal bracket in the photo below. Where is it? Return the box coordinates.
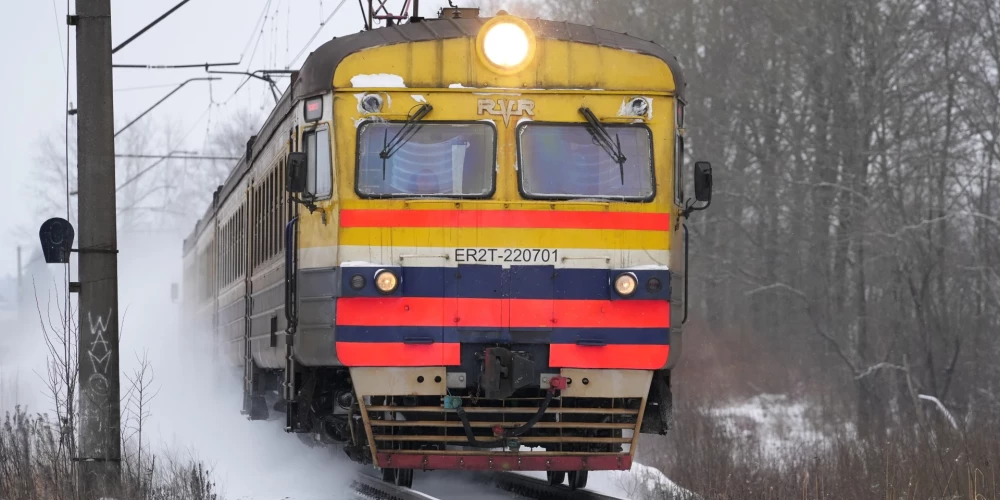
[67,15,79,26]
[446,372,467,389]
[72,456,121,462]
[70,247,119,254]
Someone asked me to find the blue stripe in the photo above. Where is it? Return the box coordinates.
[336,326,670,345]
[340,266,670,301]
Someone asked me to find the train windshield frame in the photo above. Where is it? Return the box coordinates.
[516,122,656,202]
[355,121,498,199]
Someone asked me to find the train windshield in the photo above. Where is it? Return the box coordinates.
[357,122,496,198]
[517,123,654,200]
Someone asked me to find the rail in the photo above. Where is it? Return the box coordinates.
[493,472,624,500]
[349,473,441,500]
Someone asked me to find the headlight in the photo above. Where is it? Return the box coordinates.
[630,97,650,117]
[614,273,638,297]
[484,23,529,67]
[477,16,536,74]
[374,270,399,294]
[360,93,383,114]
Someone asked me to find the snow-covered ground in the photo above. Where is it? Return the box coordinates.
[708,393,852,467]
[514,463,694,500]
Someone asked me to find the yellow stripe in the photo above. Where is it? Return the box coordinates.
[326,227,669,250]
[337,199,671,214]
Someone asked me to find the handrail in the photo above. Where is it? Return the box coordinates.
[682,222,689,325]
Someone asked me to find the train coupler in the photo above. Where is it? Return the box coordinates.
[480,346,535,399]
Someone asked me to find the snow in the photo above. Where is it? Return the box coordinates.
[617,96,654,120]
[709,394,850,466]
[449,83,469,89]
[624,264,670,270]
[411,95,427,103]
[351,74,406,88]
[919,394,958,429]
[340,261,385,267]
[515,462,696,500]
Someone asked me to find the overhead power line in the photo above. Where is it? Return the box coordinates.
[113,61,240,69]
[115,154,240,160]
[113,77,220,137]
[112,0,193,54]
[288,0,349,68]
[207,69,293,103]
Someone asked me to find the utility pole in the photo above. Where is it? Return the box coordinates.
[16,245,22,320]
[74,0,121,495]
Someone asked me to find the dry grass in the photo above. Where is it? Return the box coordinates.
[0,405,219,500]
[641,398,1000,500]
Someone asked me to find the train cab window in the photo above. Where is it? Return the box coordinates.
[517,123,654,201]
[304,125,332,199]
[356,122,496,198]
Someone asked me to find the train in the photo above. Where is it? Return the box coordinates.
[181,5,713,490]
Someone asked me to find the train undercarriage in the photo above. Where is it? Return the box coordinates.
[240,344,673,490]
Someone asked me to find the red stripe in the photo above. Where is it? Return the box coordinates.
[337,342,461,367]
[550,344,670,369]
[336,297,670,329]
[340,209,670,231]
[376,453,632,471]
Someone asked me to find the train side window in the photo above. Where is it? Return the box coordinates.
[304,125,332,199]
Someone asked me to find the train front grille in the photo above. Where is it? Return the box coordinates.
[360,395,643,457]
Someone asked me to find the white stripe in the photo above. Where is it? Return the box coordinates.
[314,245,669,269]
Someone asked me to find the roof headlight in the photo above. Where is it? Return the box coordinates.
[614,273,638,297]
[360,93,383,114]
[374,270,399,294]
[477,16,536,74]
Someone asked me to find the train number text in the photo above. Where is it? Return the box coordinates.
[454,248,559,264]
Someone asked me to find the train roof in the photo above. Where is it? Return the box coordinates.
[183,16,686,254]
[297,16,686,99]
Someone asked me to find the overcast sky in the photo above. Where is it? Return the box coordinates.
[0,0,471,278]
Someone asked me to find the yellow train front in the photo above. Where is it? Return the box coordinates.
[182,7,714,491]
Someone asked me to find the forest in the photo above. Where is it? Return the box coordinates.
[485,0,1000,497]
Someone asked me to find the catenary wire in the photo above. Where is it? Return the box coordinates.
[288,0,349,68]
[50,0,66,77]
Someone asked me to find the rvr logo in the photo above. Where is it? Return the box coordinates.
[478,99,536,127]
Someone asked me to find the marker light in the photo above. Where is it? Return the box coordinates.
[350,274,366,290]
[304,97,323,122]
[477,16,536,75]
[614,273,638,297]
[375,270,399,294]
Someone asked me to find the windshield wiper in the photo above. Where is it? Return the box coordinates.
[379,103,433,179]
[579,107,627,184]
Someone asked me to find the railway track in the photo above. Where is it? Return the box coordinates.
[349,473,440,500]
[349,471,626,500]
[493,472,624,500]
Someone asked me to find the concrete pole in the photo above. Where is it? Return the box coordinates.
[16,245,22,320]
[74,0,121,495]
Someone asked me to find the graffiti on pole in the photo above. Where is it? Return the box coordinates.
[86,309,113,397]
